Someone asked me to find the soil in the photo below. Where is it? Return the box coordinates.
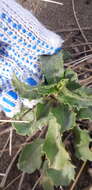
[0,0,92,190]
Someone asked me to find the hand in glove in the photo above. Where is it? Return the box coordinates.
[0,0,63,117]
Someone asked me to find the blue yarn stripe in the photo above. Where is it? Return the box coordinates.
[3,97,16,107]
[7,91,18,100]
[54,47,62,54]
[26,78,38,86]
[0,105,11,112]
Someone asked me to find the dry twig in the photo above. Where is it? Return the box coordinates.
[3,174,22,190]
[70,161,87,190]
[0,136,10,158]
[0,134,35,188]
[0,173,6,177]
[80,75,92,86]
[72,0,92,50]
[0,127,13,136]
[55,27,92,33]
[40,0,63,6]
[32,175,42,190]
[0,119,29,123]
[64,42,92,49]
[18,172,25,190]
[0,148,21,188]
[65,54,92,67]
[9,128,13,156]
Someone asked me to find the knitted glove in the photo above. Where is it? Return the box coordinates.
[0,0,63,117]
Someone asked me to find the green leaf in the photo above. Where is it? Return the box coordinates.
[63,50,72,61]
[43,118,60,164]
[78,106,92,120]
[12,109,36,136]
[75,86,92,98]
[36,102,51,120]
[41,176,54,190]
[47,165,75,186]
[66,81,81,91]
[29,104,54,136]
[13,107,48,136]
[50,104,76,132]
[74,127,92,161]
[18,139,43,173]
[47,143,75,186]
[29,117,49,135]
[43,118,75,186]
[12,74,57,100]
[64,68,78,82]
[52,143,73,170]
[40,51,64,84]
[57,78,92,111]
[58,86,92,110]
[20,109,35,122]
[12,74,33,99]
[13,122,32,136]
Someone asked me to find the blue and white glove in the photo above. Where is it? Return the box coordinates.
[0,0,63,118]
